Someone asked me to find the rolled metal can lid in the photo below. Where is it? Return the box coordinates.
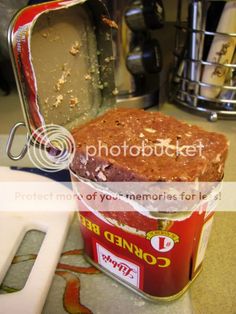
[8,0,116,154]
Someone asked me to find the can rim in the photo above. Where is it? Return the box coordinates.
[69,166,196,221]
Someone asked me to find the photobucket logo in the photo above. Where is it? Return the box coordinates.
[28,124,75,172]
[85,139,204,158]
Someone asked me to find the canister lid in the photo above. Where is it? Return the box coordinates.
[9,0,116,135]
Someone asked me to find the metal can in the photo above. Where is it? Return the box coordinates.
[7,0,217,302]
[70,169,217,301]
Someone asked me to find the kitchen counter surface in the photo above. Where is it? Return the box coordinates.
[0,90,235,314]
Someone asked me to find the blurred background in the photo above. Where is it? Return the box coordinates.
[0,0,188,102]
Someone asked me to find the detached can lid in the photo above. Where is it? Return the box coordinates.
[8,0,116,137]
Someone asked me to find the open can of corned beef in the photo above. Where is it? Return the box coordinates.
[7,0,226,302]
[69,161,222,301]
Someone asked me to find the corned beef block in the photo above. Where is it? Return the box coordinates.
[71,108,228,182]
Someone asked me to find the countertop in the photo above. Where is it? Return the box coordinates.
[0,90,236,314]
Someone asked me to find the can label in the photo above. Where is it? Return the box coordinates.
[72,175,218,300]
[94,240,142,289]
[77,209,213,299]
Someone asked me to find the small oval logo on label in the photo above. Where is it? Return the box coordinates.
[146,230,180,252]
[151,235,175,252]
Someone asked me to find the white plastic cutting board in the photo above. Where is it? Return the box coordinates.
[0,167,74,314]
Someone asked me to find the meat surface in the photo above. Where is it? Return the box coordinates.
[71,108,229,182]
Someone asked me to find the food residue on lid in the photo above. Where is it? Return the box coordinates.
[84,74,92,80]
[55,67,71,91]
[112,88,119,96]
[69,40,80,56]
[53,95,63,108]
[69,96,79,108]
[41,32,48,38]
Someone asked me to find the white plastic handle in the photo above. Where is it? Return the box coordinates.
[0,211,72,314]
